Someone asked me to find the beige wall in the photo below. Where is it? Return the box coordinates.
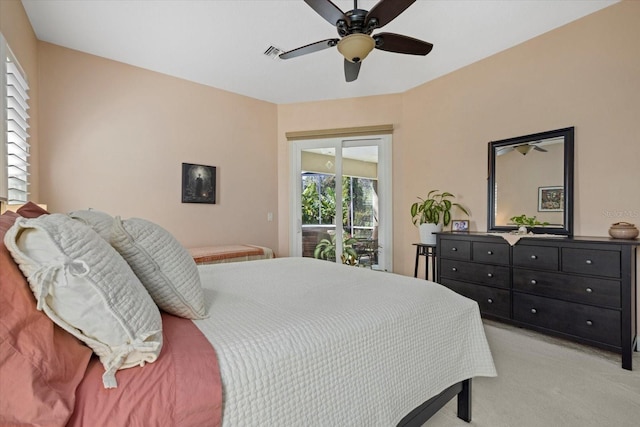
[398,0,640,275]
[37,42,278,250]
[279,1,640,277]
[0,0,40,202]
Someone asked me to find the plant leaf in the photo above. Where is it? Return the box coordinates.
[424,199,434,211]
[454,203,470,216]
[443,210,451,226]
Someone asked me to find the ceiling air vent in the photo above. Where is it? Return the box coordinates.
[264,46,284,60]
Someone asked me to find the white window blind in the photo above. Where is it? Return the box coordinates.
[1,33,30,204]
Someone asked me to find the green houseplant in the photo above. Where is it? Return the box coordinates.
[410,190,469,244]
[509,214,549,233]
[314,233,359,265]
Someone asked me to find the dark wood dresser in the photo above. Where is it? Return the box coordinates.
[435,232,638,370]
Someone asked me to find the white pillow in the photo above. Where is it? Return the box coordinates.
[68,208,114,241]
[110,216,207,319]
[4,214,163,389]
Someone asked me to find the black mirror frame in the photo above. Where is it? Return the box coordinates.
[487,127,574,236]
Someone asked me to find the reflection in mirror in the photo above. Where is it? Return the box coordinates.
[488,127,574,235]
[495,137,564,226]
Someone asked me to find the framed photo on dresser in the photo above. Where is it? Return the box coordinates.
[451,220,469,232]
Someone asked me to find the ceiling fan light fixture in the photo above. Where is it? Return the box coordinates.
[515,145,534,155]
[337,33,375,63]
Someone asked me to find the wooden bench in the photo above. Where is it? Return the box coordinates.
[189,245,274,265]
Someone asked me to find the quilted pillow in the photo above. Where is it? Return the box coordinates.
[0,211,92,425]
[110,217,207,319]
[68,208,115,241]
[4,214,163,389]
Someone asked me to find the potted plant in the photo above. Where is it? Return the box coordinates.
[314,233,359,265]
[411,190,469,244]
[509,214,549,234]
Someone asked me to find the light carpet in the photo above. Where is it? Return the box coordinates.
[425,320,640,426]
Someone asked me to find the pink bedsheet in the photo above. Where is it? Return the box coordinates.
[67,313,222,427]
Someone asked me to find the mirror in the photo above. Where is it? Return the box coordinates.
[488,127,574,235]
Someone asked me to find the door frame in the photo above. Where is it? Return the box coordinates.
[289,134,393,272]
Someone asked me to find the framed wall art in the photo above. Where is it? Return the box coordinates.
[182,163,216,204]
[538,186,563,212]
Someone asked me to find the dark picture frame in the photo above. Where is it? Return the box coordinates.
[182,163,216,204]
[451,220,469,232]
[538,186,563,212]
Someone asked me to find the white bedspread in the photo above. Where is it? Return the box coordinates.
[194,258,496,426]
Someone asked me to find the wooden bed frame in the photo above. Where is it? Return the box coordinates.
[397,379,471,426]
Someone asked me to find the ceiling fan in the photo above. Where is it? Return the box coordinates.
[497,143,549,156]
[279,0,433,82]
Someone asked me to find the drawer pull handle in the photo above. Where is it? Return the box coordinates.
[451,247,458,252]
[530,255,538,260]
[487,298,493,304]
[530,308,537,314]
[585,260,593,265]
[586,288,593,293]
[487,273,493,278]
[586,320,593,326]
[530,279,537,285]
[451,267,457,272]
[487,250,493,255]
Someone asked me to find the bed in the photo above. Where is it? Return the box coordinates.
[193,258,496,426]
[0,205,496,426]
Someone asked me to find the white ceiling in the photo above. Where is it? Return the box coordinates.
[21,0,618,105]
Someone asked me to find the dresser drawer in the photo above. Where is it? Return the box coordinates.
[513,245,558,270]
[440,259,510,289]
[473,241,510,265]
[513,268,621,308]
[441,279,510,319]
[439,239,471,260]
[513,293,620,347]
[562,248,621,278]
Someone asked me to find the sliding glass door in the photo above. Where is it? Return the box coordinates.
[290,135,392,271]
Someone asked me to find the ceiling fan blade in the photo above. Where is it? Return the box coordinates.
[304,0,350,26]
[279,39,339,59]
[344,59,361,82]
[534,146,548,152]
[496,147,515,156]
[374,33,433,55]
[366,0,416,29]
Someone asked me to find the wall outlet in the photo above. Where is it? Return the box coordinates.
[267,212,273,222]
